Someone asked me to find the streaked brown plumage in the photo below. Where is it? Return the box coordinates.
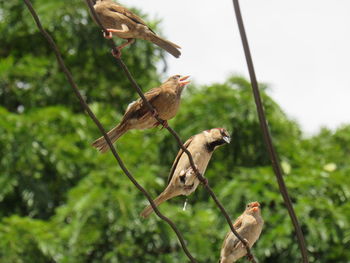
[93,0,181,58]
[92,75,190,153]
[140,128,231,218]
[220,202,264,263]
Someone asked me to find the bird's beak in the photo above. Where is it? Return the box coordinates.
[223,135,231,144]
[179,75,191,87]
[250,207,259,213]
[250,201,260,208]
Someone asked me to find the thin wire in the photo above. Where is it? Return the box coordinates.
[23,1,197,262]
[231,0,309,262]
[83,1,257,261]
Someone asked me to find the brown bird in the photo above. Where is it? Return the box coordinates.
[93,0,181,58]
[92,75,190,153]
[140,128,231,218]
[220,202,264,263]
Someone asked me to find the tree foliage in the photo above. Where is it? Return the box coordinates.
[1,1,349,262]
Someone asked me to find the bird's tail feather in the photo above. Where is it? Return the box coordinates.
[151,35,181,58]
[92,123,127,153]
[140,190,176,218]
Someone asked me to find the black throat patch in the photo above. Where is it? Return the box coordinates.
[206,139,226,152]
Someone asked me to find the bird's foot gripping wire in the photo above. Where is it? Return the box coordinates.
[155,119,168,129]
[151,109,168,129]
[111,47,122,59]
[110,38,135,59]
[112,47,122,59]
[160,120,168,129]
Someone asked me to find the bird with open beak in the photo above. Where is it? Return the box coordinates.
[140,128,231,218]
[92,75,190,153]
[92,0,181,58]
[220,202,264,263]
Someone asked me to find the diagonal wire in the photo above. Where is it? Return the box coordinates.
[231,0,309,262]
[23,0,197,262]
[84,0,257,261]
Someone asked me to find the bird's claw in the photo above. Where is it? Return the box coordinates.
[111,48,122,59]
[150,109,168,129]
[160,120,168,129]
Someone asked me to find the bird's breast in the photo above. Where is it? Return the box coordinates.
[152,92,180,120]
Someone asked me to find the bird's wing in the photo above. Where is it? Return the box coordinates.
[107,3,156,33]
[221,215,244,251]
[144,86,162,101]
[122,87,161,121]
[233,215,243,229]
[167,136,194,184]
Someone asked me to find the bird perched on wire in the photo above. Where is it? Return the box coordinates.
[92,0,181,58]
[140,128,231,218]
[92,75,190,153]
[220,202,264,263]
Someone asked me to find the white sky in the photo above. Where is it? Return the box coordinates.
[125,0,350,134]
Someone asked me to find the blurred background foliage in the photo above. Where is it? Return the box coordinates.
[0,0,349,262]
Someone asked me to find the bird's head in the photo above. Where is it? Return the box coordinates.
[203,128,231,151]
[166,75,191,91]
[244,201,261,216]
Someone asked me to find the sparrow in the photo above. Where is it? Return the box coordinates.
[92,0,181,58]
[92,75,190,153]
[219,202,264,263]
[140,128,231,218]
